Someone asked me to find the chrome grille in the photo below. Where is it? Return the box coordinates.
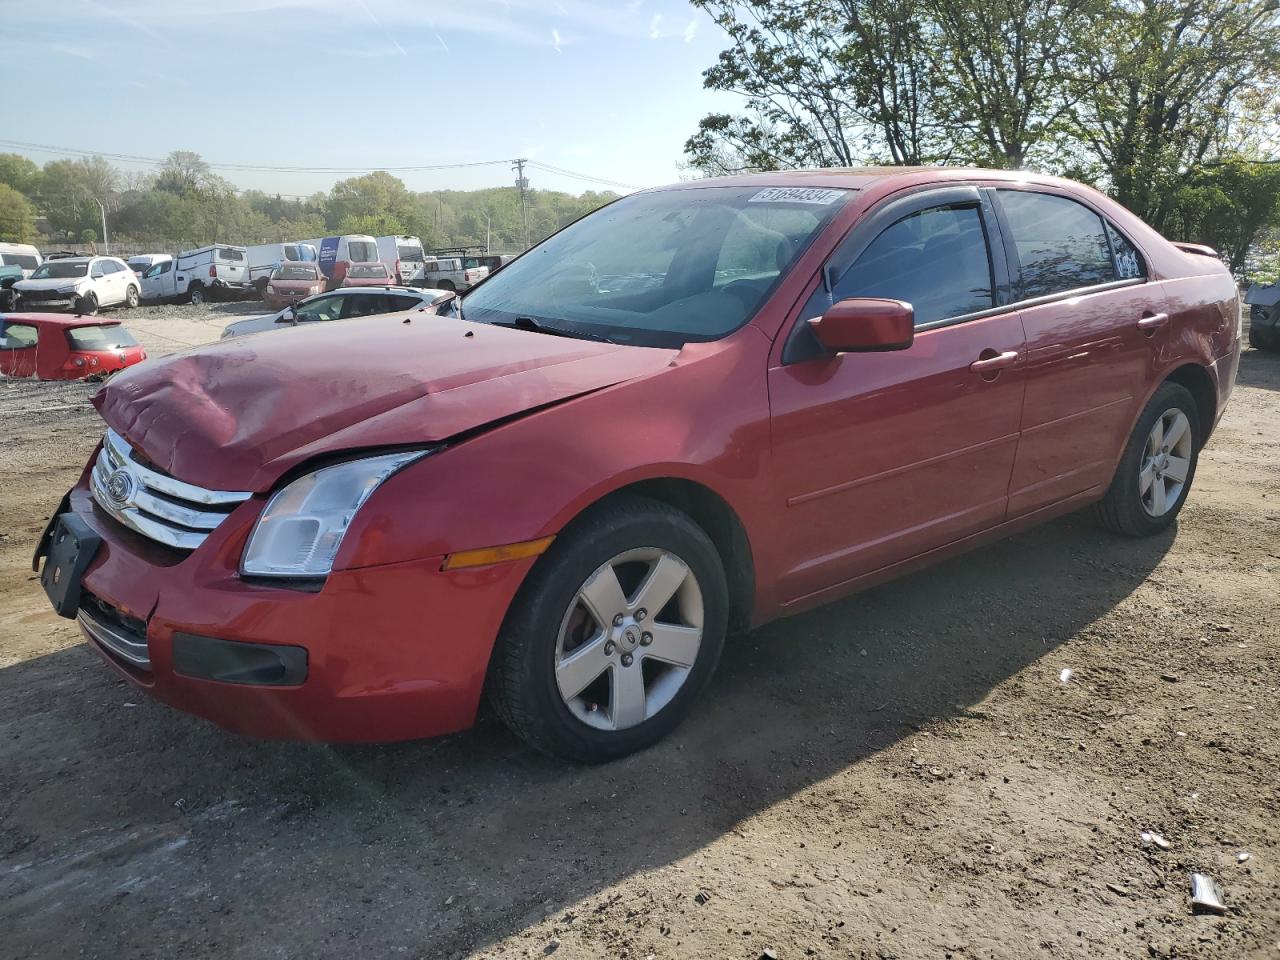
[90,428,252,551]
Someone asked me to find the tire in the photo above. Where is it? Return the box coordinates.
[1095,381,1200,537]
[436,279,456,293]
[1248,321,1275,352]
[124,285,140,309]
[74,291,99,315]
[188,285,205,306]
[487,496,729,763]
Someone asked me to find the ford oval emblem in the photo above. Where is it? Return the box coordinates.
[105,469,135,508]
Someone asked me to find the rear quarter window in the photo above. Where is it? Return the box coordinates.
[0,322,39,349]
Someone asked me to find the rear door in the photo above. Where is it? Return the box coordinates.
[768,186,1027,603]
[991,187,1163,516]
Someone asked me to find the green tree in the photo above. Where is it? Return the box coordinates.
[1163,158,1280,275]
[0,183,38,242]
[155,150,212,196]
[0,153,41,197]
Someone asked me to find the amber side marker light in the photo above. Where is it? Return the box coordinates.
[441,536,556,571]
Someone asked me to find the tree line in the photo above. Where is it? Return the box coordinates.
[0,150,619,255]
[685,0,1280,279]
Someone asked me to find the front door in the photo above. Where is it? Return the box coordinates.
[768,187,1027,605]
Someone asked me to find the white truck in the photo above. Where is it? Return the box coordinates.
[139,245,252,304]
[246,241,318,291]
[375,235,426,286]
[419,255,489,292]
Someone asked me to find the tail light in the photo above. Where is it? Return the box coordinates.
[395,259,401,278]
[208,265,217,278]
[464,270,475,283]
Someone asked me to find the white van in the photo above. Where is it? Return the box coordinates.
[375,235,425,286]
[140,245,251,304]
[302,235,379,290]
[246,241,318,290]
[0,243,43,278]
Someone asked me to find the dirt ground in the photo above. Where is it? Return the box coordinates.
[0,307,1276,960]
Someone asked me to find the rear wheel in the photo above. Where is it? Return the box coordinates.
[74,291,99,315]
[488,496,728,763]
[1095,382,1200,537]
[436,279,456,293]
[188,285,206,306]
[1248,320,1276,352]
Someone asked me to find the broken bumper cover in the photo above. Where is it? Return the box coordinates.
[59,478,534,743]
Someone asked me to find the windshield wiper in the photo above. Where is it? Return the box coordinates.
[494,315,615,344]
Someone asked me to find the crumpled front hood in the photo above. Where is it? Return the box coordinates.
[94,314,677,491]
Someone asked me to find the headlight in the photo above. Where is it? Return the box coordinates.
[241,451,428,578]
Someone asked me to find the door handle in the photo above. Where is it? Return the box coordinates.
[969,350,1020,375]
[1138,312,1169,331]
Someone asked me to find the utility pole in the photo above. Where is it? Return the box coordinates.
[513,158,529,250]
[92,197,109,254]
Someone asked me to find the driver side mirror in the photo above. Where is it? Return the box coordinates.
[808,298,914,353]
[277,305,298,325]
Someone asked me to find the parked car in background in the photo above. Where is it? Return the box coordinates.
[341,262,396,287]
[125,254,172,279]
[34,168,1240,762]
[375,235,426,285]
[0,264,22,310]
[262,261,325,310]
[1244,281,1279,352]
[13,256,139,314]
[247,241,318,292]
[139,245,251,304]
[302,234,379,290]
[221,285,452,338]
[420,255,489,292]
[0,242,42,278]
[1,313,146,379]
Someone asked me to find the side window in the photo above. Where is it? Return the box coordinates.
[295,294,345,322]
[832,204,994,326]
[105,261,124,274]
[1106,222,1145,280]
[343,294,391,318]
[90,262,106,278]
[0,322,39,349]
[388,294,424,311]
[997,191,1115,299]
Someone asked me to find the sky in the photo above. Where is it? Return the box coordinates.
[4,0,742,197]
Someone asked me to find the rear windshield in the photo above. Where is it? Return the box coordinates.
[0,321,39,349]
[66,325,139,350]
[348,263,389,278]
[273,264,319,280]
[215,247,245,263]
[126,258,150,270]
[347,240,377,263]
[2,253,41,270]
[397,244,424,262]
[31,262,87,279]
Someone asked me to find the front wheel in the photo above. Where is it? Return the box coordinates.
[487,496,728,763]
[75,291,99,315]
[124,285,140,309]
[1095,382,1200,537]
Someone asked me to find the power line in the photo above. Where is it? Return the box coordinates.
[0,138,643,188]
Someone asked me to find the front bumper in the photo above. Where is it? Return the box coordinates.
[50,473,534,743]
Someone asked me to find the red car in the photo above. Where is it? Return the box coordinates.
[34,168,1240,762]
[340,262,395,287]
[1,314,147,380]
[262,261,324,310]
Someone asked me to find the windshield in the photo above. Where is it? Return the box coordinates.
[459,185,850,347]
[127,258,150,270]
[66,325,139,350]
[348,263,389,278]
[4,253,41,270]
[30,262,88,279]
[347,240,377,262]
[274,264,319,280]
[397,244,423,261]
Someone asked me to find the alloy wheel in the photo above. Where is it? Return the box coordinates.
[1139,408,1193,517]
[554,547,704,731]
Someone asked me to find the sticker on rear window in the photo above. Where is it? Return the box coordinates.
[748,187,845,205]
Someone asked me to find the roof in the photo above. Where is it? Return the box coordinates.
[1,312,122,327]
[653,166,1076,193]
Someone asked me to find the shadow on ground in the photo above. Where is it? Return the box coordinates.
[0,513,1172,959]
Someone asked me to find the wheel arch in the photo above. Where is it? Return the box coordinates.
[1162,362,1217,442]
[553,477,756,636]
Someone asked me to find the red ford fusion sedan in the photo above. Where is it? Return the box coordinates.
[34,168,1240,762]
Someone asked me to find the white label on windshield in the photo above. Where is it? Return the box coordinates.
[748,187,845,205]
